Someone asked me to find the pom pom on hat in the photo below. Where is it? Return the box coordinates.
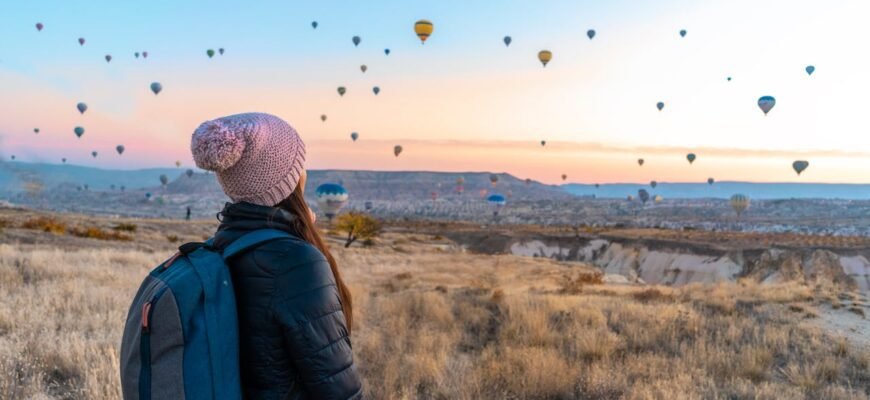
[191,119,246,172]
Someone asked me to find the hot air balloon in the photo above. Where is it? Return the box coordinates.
[456,177,465,194]
[219,48,225,55]
[110,184,116,190]
[487,194,506,216]
[360,65,367,73]
[311,21,318,29]
[36,23,44,31]
[159,174,169,186]
[538,50,552,67]
[78,38,85,46]
[10,155,15,160]
[394,145,403,157]
[708,177,715,185]
[414,20,433,44]
[654,195,664,204]
[503,36,512,47]
[91,151,98,158]
[316,183,349,221]
[62,158,66,163]
[207,49,215,58]
[638,158,645,167]
[372,86,381,95]
[142,51,148,58]
[540,140,546,146]
[34,128,39,134]
[561,174,567,181]
[337,86,346,96]
[135,52,140,58]
[805,65,815,76]
[656,101,665,111]
[490,174,498,187]
[679,29,687,38]
[145,192,152,199]
[638,189,650,205]
[587,29,596,39]
[792,160,809,175]
[116,145,125,155]
[687,153,696,164]
[352,36,361,47]
[758,96,775,115]
[727,76,732,81]
[384,48,390,55]
[364,201,373,211]
[186,169,194,178]
[77,102,87,114]
[525,178,532,185]
[730,194,750,217]
[105,54,112,63]
[351,132,359,142]
[650,181,657,189]
[627,195,634,201]
[150,82,162,95]
[74,126,85,138]
[120,185,125,192]
[175,160,181,168]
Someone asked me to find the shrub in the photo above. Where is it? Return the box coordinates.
[111,223,137,232]
[166,235,179,244]
[21,217,66,235]
[558,271,604,295]
[69,226,132,241]
[335,212,382,248]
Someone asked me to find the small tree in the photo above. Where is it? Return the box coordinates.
[335,212,382,248]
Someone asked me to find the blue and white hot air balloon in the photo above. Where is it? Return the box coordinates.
[315,183,349,221]
[487,194,506,216]
[758,96,776,115]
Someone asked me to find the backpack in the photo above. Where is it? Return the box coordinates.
[120,229,291,400]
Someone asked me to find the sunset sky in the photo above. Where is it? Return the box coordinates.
[1,0,869,184]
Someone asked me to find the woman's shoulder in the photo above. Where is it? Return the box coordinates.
[251,235,330,275]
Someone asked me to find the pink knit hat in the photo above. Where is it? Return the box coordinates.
[190,113,306,206]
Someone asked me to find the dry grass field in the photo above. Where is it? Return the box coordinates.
[0,209,868,399]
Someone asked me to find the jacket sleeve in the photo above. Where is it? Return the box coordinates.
[269,242,363,400]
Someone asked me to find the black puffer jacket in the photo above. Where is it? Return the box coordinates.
[212,202,362,400]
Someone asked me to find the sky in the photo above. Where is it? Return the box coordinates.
[1,0,869,184]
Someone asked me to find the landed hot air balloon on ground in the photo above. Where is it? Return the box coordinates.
[758,96,775,115]
[587,29,596,39]
[394,145,402,157]
[638,189,650,205]
[656,101,665,111]
[351,132,359,142]
[687,153,696,164]
[730,194,750,217]
[74,126,85,138]
[538,50,552,67]
[806,65,815,76]
[503,36,512,47]
[150,82,162,95]
[414,20,433,44]
[793,160,809,176]
[487,194,506,217]
[77,102,87,114]
[116,145,125,155]
[316,183,349,221]
[337,86,346,96]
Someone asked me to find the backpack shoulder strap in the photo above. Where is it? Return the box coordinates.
[221,229,293,260]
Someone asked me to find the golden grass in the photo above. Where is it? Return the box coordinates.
[0,231,868,399]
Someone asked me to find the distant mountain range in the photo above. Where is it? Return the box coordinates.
[2,161,870,201]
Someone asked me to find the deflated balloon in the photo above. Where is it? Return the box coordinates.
[730,194,750,217]
[758,96,775,115]
[538,50,552,67]
[414,20,434,44]
[77,102,87,114]
[352,36,361,47]
[116,145,125,155]
[792,160,809,175]
[687,153,696,164]
[394,145,402,157]
[150,82,162,95]
[351,132,359,141]
[337,86,346,96]
[74,126,85,138]
[503,36,512,47]
[587,29,596,39]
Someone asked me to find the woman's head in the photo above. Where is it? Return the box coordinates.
[191,112,306,206]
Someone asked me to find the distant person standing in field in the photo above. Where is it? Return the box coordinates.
[190,113,361,399]
[185,206,191,220]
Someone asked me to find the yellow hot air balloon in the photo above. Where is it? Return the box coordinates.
[414,20,433,44]
[175,160,181,168]
[538,50,552,67]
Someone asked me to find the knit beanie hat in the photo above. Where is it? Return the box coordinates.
[190,112,306,206]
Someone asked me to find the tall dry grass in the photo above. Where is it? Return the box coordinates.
[0,239,868,399]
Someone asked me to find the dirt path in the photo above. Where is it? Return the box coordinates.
[808,302,870,353]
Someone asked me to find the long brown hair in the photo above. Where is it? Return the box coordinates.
[277,186,353,333]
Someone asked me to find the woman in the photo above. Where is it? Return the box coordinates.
[191,113,362,399]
